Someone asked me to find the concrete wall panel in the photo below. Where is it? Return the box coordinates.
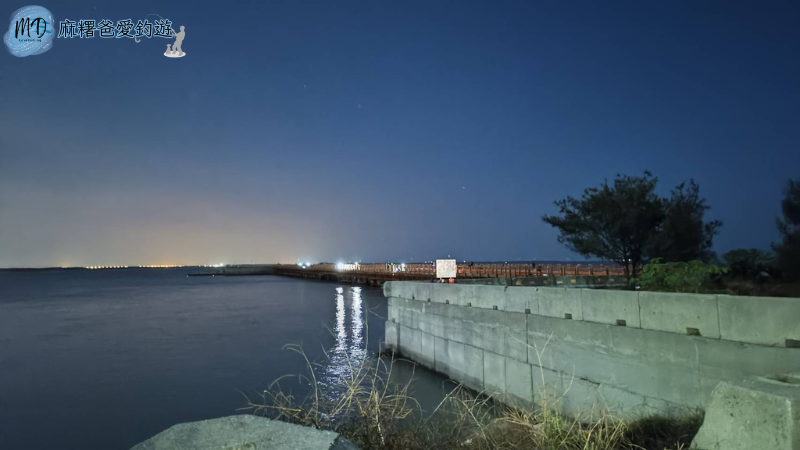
[505,357,533,406]
[398,324,422,362]
[385,320,398,350]
[483,350,505,395]
[434,338,484,390]
[639,291,720,338]
[386,282,800,419]
[506,286,536,314]
[537,287,583,320]
[472,285,507,310]
[718,295,800,347]
[419,330,436,369]
[581,289,641,328]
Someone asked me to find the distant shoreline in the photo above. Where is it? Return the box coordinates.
[0,266,200,272]
[0,260,618,271]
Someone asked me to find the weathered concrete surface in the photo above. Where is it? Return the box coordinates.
[581,289,640,327]
[537,287,583,320]
[718,295,800,347]
[129,415,358,450]
[639,291,720,338]
[691,376,800,450]
[384,281,800,420]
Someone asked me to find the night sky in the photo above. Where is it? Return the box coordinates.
[1,0,798,268]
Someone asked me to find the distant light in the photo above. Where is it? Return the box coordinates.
[336,262,359,272]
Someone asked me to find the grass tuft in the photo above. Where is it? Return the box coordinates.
[242,345,702,450]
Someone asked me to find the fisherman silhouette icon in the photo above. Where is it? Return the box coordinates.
[163,26,186,58]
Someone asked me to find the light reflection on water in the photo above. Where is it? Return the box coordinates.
[320,286,370,398]
[317,285,457,416]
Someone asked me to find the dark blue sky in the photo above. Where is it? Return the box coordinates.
[1,0,798,267]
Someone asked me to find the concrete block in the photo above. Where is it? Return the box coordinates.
[483,350,505,395]
[385,320,399,350]
[388,299,399,323]
[396,307,420,330]
[530,365,684,421]
[129,415,356,450]
[527,314,612,366]
[419,330,436,369]
[581,289,641,328]
[691,376,800,450]
[696,338,800,403]
[536,287,583,320]
[422,283,458,305]
[608,326,703,406]
[431,304,528,363]
[398,325,422,361]
[718,295,800,347]
[472,285,507,310]
[388,281,415,300]
[528,314,703,407]
[505,286,536,314]
[413,282,435,303]
[503,312,529,363]
[504,357,533,406]
[383,281,394,298]
[639,291,720,338]
[434,337,483,390]
[450,284,476,306]
[433,304,509,356]
[415,308,446,339]
[463,344,485,391]
[532,366,602,417]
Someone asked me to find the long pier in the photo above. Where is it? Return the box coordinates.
[274,262,626,287]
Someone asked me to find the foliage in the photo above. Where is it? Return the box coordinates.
[722,248,776,279]
[542,172,722,278]
[244,340,700,450]
[632,258,726,293]
[649,181,722,263]
[542,172,663,278]
[774,179,800,280]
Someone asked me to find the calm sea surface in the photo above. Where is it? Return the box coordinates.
[0,269,447,449]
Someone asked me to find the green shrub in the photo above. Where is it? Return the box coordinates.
[632,259,726,293]
[722,249,776,279]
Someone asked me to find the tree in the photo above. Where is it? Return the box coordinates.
[723,248,775,279]
[542,172,664,278]
[649,181,723,263]
[542,172,722,278]
[774,179,800,280]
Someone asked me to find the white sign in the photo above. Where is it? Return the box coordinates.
[436,259,457,279]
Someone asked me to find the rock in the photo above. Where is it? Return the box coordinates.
[691,375,800,450]
[129,415,358,450]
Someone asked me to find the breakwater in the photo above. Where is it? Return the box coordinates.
[189,264,277,276]
[383,282,800,418]
[274,262,627,286]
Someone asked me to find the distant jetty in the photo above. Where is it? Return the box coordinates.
[188,264,277,276]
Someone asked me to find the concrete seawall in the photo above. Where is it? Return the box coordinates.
[383,282,800,418]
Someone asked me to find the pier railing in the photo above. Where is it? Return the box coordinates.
[294,262,626,278]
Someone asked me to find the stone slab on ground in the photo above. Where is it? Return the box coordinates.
[130,415,358,450]
[691,376,800,450]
